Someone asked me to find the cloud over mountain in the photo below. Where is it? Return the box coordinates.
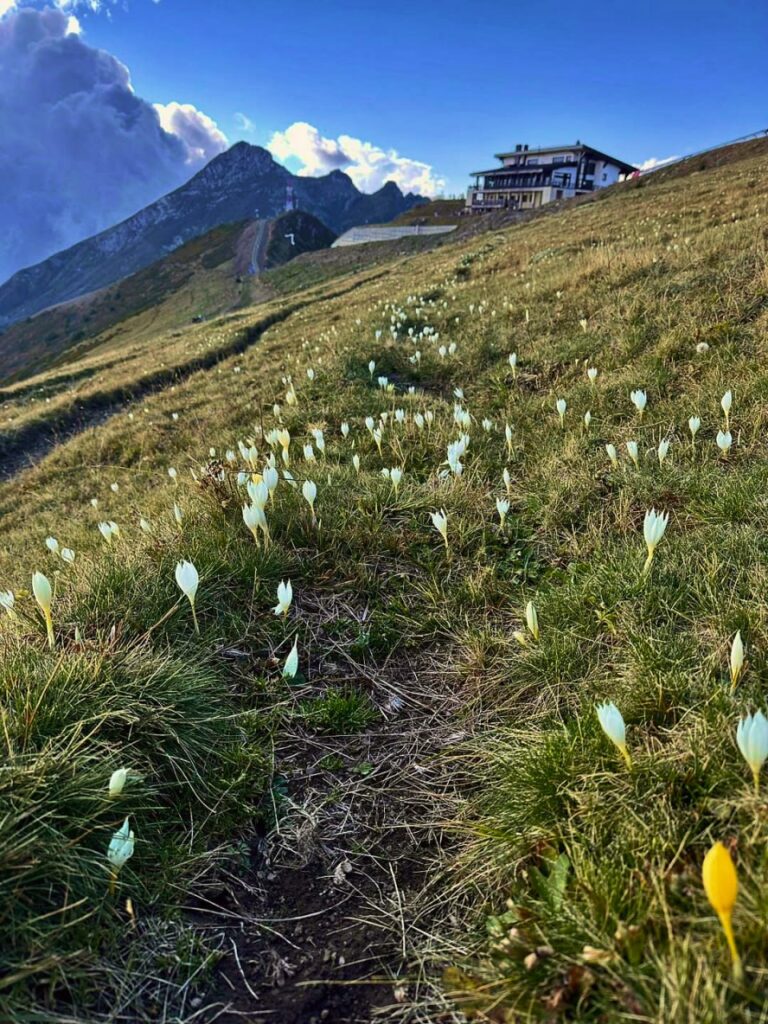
[0,5,227,283]
[269,121,445,196]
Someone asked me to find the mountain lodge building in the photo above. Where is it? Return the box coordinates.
[466,141,636,212]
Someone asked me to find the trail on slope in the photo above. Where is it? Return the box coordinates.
[0,272,387,483]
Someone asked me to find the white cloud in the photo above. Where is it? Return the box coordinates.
[0,6,227,282]
[269,121,444,196]
[636,155,680,172]
[0,0,17,15]
[234,111,256,134]
[153,101,228,164]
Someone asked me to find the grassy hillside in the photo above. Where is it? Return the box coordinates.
[0,223,255,384]
[1,141,768,1022]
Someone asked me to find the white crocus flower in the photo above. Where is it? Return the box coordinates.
[496,497,510,529]
[390,467,403,495]
[168,467,177,482]
[657,439,670,466]
[583,410,592,429]
[626,440,639,467]
[642,508,669,574]
[368,360,376,377]
[302,479,318,520]
[525,601,539,641]
[109,768,128,799]
[0,591,16,618]
[243,503,263,546]
[605,443,618,469]
[352,454,361,473]
[263,465,279,499]
[556,398,567,428]
[274,580,293,617]
[175,561,200,633]
[721,389,732,428]
[630,390,647,417]
[430,509,449,551]
[505,423,513,455]
[730,631,745,690]
[508,352,517,377]
[107,817,135,889]
[341,422,350,438]
[173,503,183,526]
[503,468,512,495]
[46,537,59,555]
[717,430,732,457]
[303,443,316,463]
[61,548,75,564]
[736,711,768,791]
[32,571,54,649]
[98,521,117,544]
[587,366,598,383]
[282,638,299,679]
[414,413,425,431]
[596,702,632,768]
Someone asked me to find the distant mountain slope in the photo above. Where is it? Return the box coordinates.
[0,143,424,328]
[0,210,336,383]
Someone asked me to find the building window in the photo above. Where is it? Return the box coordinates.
[585,161,596,175]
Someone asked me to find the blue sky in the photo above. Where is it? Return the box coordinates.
[1,0,766,282]
[79,0,767,194]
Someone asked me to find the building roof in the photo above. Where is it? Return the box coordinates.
[492,142,636,173]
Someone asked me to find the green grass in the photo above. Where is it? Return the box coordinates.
[1,142,768,1020]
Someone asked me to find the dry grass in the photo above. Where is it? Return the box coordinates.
[0,143,767,1021]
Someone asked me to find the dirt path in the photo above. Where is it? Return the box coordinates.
[193,643,463,1024]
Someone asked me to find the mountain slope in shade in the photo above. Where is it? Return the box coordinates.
[0,143,424,328]
[0,210,337,383]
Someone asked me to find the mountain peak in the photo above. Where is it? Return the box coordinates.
[0,149,425,327]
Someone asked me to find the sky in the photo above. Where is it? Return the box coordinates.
[1,0,766,281]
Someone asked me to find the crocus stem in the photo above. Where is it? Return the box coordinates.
[718,910,743,982]
[109,870,117,897]
[620,745,633,770]
[643,547,654,575]
[44,610,55,649]
[753,769,760,795]
[190,602,200,635]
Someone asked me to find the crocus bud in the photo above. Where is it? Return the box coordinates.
[282,638,299,679]
[730,631,744,690]
[596,701,631,768]
[174,560,200,633]
[702,841,742,981]
[736,710,768,791]
[109,768,128,799]
[32,571,54,648]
